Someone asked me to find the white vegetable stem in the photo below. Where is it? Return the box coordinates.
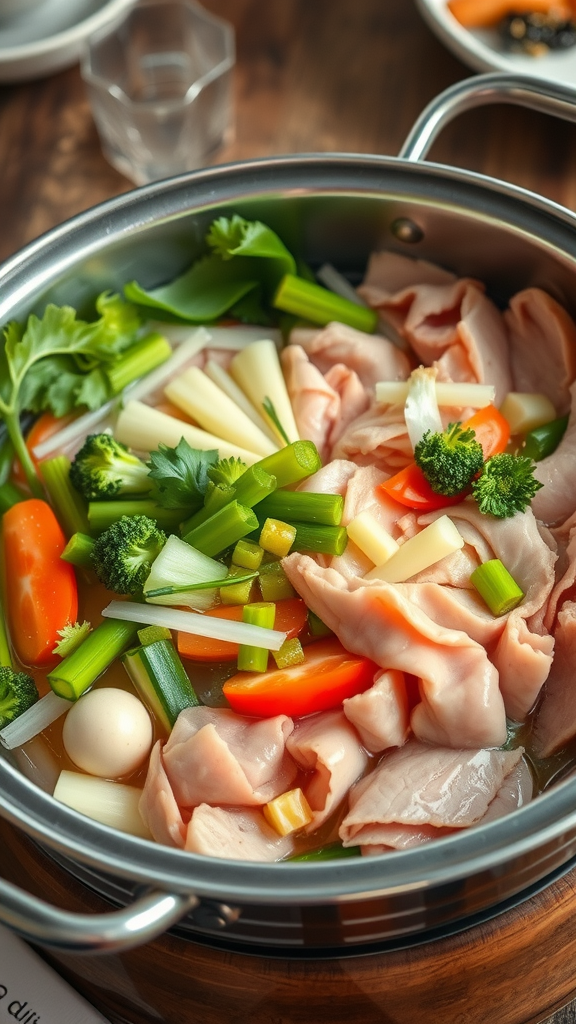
[143,535,227,611]
[316,263,368,307]
[347,511,400,567]
[365,515,464,584]
[115,400,260,464]
[404,366,443,450]
[376,380,495,409]
[230,340,300,446]
[204,360,279,444]
[0,691,71,750]
[102,601,288,650]
[53,771,151,839]
[165,367,278,457]
[158,324,283,350]
[499,391,557,435]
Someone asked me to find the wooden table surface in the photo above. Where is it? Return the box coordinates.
[1,1,576,1022]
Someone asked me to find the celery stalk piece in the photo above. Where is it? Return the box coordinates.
[470,559,524,616]
[0,595,12,667]
[0,435,15,487]
[237,602,276,672]
[259,518,296,557]
[273,274,378,334]
[123,637,200,732]
[272,637,305,669]
[219,566,257,606]
[47,619,140,701]
[182,501,259,558]
[40,455,91,538]
[365,516,463,584]
[232,539,264,571]
[233,466,277,508]
[286,522,348,557]
[106,332,172,395]
[0,481,26,514]
[61,532,96,569]
[256,441,321,489]
[258,561,296,601]
[88,499,183,534]
[255,490,344,526]
[179,485,236,535]
[53,771,151,839]
[102,599,287,650]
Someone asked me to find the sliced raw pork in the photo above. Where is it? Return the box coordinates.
[185,805,295,861]
[342,669,410,752]
[289,321,411,389]
[162,707,297,808]
[139,741,187,849]
[532,381,576,526]
[504,288,576,415]
[532,601,576,757]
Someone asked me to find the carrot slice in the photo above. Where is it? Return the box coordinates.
[2,498,78,668]
[447,0,571,29]
[177,597,308,662]
[463,405,510,459]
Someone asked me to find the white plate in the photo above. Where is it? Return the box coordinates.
[0,0,134,82]
[416,0,576,88]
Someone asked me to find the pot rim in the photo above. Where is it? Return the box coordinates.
[1,150,576,904]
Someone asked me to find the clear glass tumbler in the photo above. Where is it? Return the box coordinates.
[81,0,235,185]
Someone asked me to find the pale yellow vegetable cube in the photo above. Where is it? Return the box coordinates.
[263,787,313,836]
[499,392,557,435]
[366,515,464,584]
[259,518,296,558]
[347,510,400,567]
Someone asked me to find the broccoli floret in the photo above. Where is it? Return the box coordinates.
[0,666,39,729]
[471,453,543,518]
[414,422,484,496]
[70,433,153,502]
[91,515,167,595]
[207,457,248,488]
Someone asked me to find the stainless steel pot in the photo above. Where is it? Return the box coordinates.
[2,71,576,957]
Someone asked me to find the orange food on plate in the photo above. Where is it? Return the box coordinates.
[447,0,573,29]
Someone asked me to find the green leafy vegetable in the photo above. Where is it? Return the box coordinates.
[148,438,218,512]
[471,453,542,518]
[207,215,296,277]
[414,422,484,497]
[52,621,93,658]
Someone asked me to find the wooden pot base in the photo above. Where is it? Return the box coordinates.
[1,817,574,1024]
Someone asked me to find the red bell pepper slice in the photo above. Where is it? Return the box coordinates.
[223,636,378,718]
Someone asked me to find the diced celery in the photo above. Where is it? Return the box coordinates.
[61,532,96,569]
[259,518,296,557]
[259,561,296,602]
[237,602,276,672]
[232,538,265,571]
[137,625,173,645]
[273,274,378,334]
[256,490,344,526]
[182,501,258,558]
[307,610,333,638]
[470,559,524,617]
[220,565,255,606]
[256,441,321,489]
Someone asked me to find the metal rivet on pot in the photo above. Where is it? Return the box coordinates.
[390,217,424,243]
[191,900,242,930]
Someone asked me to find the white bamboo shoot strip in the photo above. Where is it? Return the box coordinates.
[32,328,211,461]
[404,367,443,450]
[102,600,288,650]
[53,771,151,839]
[165,366,278,458]
[499,392,557,435]
[205,359,279,444]
[376,381,495,408]
[157,324,283,349]
[115,400,260,464]
[230,339,300,446]
[0,691,71,750]
[347,511,400,567]
[317,263,368,307]
[365,516,464,584]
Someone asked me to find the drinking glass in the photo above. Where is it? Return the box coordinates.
[81,0,235,185]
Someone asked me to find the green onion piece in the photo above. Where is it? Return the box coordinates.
[40,455,91,538]
[0,481,27,514]
[289,843,361,862]
[266,521,348,556]
[273,273,378,334]
[179,485,236,536]
[88,499,183,534]
[233,466,277,508]
[182,501,258,558]
[258,560,296,602]
[146,571,257,599]
[255,490,344,526]
[220,566,257,606]
[256,441,321,489]
[232,538,264,571]
[470,558,524,617]
[523,415,569,462]
[47,619,140,701]
[262,397,291,446]
[137,625,172,645]
[105,332,172,395]
[237,602,276,672]
[61,532,96,569]
[272,636,304,669]
[308,610,333,637]
[123,637,200,732]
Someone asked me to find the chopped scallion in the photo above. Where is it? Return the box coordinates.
[182,501,259,558]
[47,619,140,701]
[273,274,378,334]
[61,532,96,569]
[255,490,344,526]
[237,602,276,672]
[470,559,524,617]
[40,455,91,538]
[256,441,321,488]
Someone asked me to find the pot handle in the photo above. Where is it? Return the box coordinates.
[0,873,198,954]
[399,71,576,162]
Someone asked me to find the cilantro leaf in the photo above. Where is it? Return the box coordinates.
[148,439,219,511]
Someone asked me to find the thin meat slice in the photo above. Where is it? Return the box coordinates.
[289,321,411,389]
[339,741,523,848]
[185,805,295,861]
[282,554,507,748]
[331,400,413,474]
[532,381,576,526]
[324,363,371,447]
[297,459,358,495]
[505,288,576,415]
[360,251,458,293]
[545,519,576,631]
[280,345,340,461]
[532,601,576,757]
[139,741,187,849]
[286,710,369,832]
[491,611,554,722]
[162,707,297,808]
[343,669,410,752]
[479,759,533,824]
